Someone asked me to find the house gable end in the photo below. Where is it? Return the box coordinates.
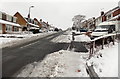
[14,12,27,26]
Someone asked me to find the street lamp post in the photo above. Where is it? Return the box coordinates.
[28,6,34,34]
[28,6,34,18]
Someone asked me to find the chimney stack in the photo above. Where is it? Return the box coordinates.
[40,19,42,22]
[101,11,104,16]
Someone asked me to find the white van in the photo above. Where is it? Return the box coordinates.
[91,21,120,38]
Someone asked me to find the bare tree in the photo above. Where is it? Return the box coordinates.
[72,14,86,30]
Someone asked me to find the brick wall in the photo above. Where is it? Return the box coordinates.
[113,9,120,17]
[2,24,6,34]
[14,12,27,26]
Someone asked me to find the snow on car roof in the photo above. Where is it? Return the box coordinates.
[95,27,108,30]
[0,19,21,27]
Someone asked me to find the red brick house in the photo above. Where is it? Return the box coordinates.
[14,12,41,31]
[82,6,120,30]
[34,18,42,28]
[0,11,21,34]
[95,6,120,26]
[14,12,28,31]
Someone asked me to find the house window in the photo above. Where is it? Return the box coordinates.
[6,24,12,32]
[31,19,34,24]
[28,18,30,23]
[0,24,2,33]
[107,14,112,20]
[13,17,17,23]
[2,13,6,20]
[34,21,36,25]
[14,27,18,31]
[11,17,13,22]
[6,15,12,22]
[30,19,32,23]
[0,12,2,19]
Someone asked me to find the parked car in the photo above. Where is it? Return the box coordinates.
[80,29,88,34]
[54,28,59,32]
[33,29,40,34]
[90,21,120,39]
[29,29,35,33]
[29,29,40,34]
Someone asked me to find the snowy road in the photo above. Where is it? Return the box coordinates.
[2,30,118,78]
[2,31,69,78]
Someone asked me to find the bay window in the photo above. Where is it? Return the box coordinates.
[6,24,12,32]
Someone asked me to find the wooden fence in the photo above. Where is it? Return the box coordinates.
[88,33,120,58]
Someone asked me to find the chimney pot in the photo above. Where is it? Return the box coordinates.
[101,11,104,16]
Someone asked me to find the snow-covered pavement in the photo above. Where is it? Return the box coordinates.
[17,42,118,77]
[0,32,56,48]
[17,50,89,77]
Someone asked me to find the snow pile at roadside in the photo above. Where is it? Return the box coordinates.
[51,34,91,43]
[74,35,91,42]
[0,32,55,48]
[51,34,72,43]
[51,30,91,43]
[17,50,89,77]
[51,30,72,43]
[87,42,118,77]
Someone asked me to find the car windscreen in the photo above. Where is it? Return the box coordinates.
[80,29,88,32]
[96,25,115,30]
[96,25,110,29]
[94,30,108,32]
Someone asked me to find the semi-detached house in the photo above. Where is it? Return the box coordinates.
[95,6,120,26]
[14,12,41,31]
[0,11,21,34]
[82,6,120,29]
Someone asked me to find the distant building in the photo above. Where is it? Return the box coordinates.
[39,20,51,32]
[0,11,21,34]
[25,17,39,30]
[34,18,42,28]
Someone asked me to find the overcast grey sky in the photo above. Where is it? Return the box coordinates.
[0,0,119,29]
